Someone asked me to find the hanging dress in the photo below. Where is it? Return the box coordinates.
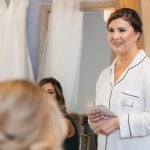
[0,0,34,81]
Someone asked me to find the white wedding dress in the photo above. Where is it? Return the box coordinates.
[0,0,34,81]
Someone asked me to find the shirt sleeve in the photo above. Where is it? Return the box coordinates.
[119,114,132,138]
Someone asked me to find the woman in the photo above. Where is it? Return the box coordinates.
[88,8,150,150]
[0,80,67,150]
[39,77,80,150]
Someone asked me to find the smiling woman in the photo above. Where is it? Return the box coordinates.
[37,0,145,114]
[87,8,150,150]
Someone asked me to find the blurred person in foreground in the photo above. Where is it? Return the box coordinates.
[0,80,67,150]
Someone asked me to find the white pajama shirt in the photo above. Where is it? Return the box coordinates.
[96,50,150,150]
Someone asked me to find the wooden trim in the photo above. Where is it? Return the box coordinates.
[38,4,51,60]
[80,1,117,11]
[137,0,144,50]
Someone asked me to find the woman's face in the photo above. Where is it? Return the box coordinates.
[107,18,140,56]
[42,83,57,100]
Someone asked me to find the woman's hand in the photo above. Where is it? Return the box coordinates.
[92,117,120,135]
[87,111,107,123]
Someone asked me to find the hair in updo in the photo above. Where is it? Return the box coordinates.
[0,80,67,150]
[107,8,142,36]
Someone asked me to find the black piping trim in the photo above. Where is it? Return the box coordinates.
[110,69,113,87]
[128,114,132,138]
[122,92,140,98]
[114,55,146,86]
[105,83,113,150]
[109,87,113,109]
[105,136,108,150]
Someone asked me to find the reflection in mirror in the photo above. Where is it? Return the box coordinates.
[38,2,115,113]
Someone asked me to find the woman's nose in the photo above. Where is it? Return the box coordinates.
[112,31,120,39]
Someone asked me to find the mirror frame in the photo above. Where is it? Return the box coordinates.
[38,1,117,60]
[38,5,51,59]
[80,1,117,11]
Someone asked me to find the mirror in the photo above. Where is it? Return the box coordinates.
[38,1,116,113]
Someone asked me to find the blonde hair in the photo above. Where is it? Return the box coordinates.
[0,80,67,150]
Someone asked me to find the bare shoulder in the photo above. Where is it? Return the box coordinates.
[65,118,75,138]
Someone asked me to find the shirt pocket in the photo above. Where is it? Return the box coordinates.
[119,90,144,113]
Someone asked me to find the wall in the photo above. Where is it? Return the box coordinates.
[76,11,111,113]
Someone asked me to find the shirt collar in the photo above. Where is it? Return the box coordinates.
[110,49,146,71]
[109,49,146,86]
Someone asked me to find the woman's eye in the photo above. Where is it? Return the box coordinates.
[48,91,55,94]
[108,28,114,32]
[119,29,126,32]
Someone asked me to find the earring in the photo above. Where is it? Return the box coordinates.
[134,39,137,42]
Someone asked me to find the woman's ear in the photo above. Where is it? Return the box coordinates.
[135,32,141,41]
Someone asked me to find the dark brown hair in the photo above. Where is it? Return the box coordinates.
[39,77,66,111]
[107,8,142,36]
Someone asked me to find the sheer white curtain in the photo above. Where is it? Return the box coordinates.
[38,0,83,112]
